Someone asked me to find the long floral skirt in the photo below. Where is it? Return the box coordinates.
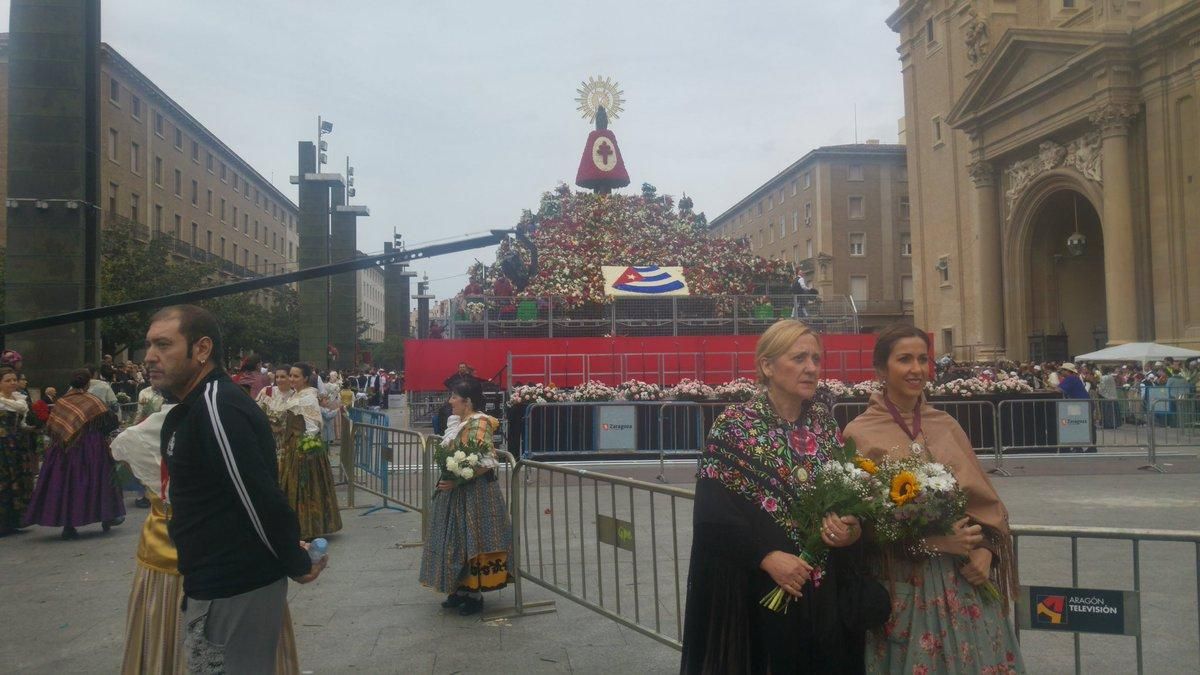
[22,431,125,529]
[867,555,1025,674]
[279,445,343,540]
[122,562,301,674]
[0,422,36,533]
[419,477,513,594]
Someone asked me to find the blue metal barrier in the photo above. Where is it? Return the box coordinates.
[348,407,389,427]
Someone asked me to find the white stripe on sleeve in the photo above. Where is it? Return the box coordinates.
[204,382,278,558]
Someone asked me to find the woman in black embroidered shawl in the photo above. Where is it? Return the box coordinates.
[681,320,868,674]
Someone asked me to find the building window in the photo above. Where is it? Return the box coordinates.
[206,230,213,254]
[768,194,774,211]
[131,95,142,120]
[233,206,239,229]
[271,231,277,251]
[109,77,119,104]
[931,116,943,146]
[206,189,213,214]
[154,204,163,233]
[806,239,813,258]
[108,128,119,162]
[221,237,227,260]
[191,222,198,246]
[254,254,258,271]
[254,220,260,241]
[130,193,140,223]
[848,164,863,181]
[232,243,238,264]
[803,172,812,190]
[901,233,912,256]
[191,140,199,163]
[804,202,813,225]
[1062,0,1076,7]
[243,250,248,267]
[897,165,908,182]
[849,232,866,256]
[780,220,786,239]
[130,142,141,174]
[791,180,798,196]
[925,18,936,46]
[289,241,294,261]
[220,163,227,182]
[174,128,183,150]
[220,198,226,222]
[206,152,214,172]
[848,196,865,220]
[937,256,951,283]
[154,111,164,137]
[174,169,182,196]
[191,180,198,206]
[850,275,869,303]
[232,174,239,192]
[899,196,911,219]
[901,275,914,302]
[792,211,799,233]
[154,156,163,186]
[174,214,182,239]
[243,213,249,233]
[108,182,118,214]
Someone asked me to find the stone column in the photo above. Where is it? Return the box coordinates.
[969,161,1004,358]
[1089,102,1140,345]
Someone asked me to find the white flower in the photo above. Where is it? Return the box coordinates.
[453,450,466,461]
[459,467,475,480]
[446,458,459,471]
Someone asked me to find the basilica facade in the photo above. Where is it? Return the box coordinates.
[889,0,1200,360]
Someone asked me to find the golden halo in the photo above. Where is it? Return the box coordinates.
[575,75,625,123]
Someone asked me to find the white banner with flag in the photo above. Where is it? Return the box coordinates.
[602,265,690,297]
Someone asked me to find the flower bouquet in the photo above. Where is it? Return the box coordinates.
[569,380,617,402]
[616,379,665,401]
[507,383,566,407]
[297,433,325,456]
[761,438,880,613]
[869,456,1001,602]
[432,437,491,498]
[667,378,715,402]
[711,377,758,402]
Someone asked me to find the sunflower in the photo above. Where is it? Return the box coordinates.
[854,457,878,475]
[890,471,920,506]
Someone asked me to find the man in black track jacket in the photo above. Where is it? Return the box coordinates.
[146,304,325,673]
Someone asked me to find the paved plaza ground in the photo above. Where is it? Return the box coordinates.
[1,450,1198,674]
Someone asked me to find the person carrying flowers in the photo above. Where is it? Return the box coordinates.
[843,324,1024,674]
[681,319,882,674]
[419,378,513,616]
[277,362,342,540]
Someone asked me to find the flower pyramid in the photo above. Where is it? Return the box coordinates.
[465,183,794,308]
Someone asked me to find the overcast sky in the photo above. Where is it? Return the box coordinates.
[5,0,905,298]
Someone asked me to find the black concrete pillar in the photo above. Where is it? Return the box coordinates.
[294,143,343,369]
[330,190,366,372]
[415,277,433,340]
[4,0,101,388]
[383,242,415,341]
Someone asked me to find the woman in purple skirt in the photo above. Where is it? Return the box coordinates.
[23,369,125,540]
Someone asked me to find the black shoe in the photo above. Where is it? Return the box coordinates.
[458,597,484,616]
[441,594,466,609]
[61,526,79,541]
[134,497,150,508]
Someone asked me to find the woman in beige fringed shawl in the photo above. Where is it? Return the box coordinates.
[845,324,1025,675]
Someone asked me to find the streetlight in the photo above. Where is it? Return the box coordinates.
[317,116,333,169]
[346,157,356,199]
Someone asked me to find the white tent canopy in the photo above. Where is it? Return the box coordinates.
[1074,342,1200,364]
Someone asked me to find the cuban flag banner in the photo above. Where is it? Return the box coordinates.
[602,265,690,296]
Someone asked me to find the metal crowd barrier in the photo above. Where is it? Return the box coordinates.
[521,400,707,458]
[348,406,390,427]
[347,422,428,539]
[501,459,693,647]
[656,401,728,482]
[1011,524,1200,674]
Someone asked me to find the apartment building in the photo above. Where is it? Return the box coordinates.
[708,142,913,331]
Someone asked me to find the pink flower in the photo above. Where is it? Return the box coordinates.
[761,496,779,512]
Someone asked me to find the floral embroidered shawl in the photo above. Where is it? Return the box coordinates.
[698,392,845,549]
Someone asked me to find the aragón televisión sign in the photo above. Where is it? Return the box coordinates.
[1017,585,1140,636]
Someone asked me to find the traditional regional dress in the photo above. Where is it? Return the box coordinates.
[277,387,342,540]
[22,390,125,530]
[419,413,514,594]
[256,385,292,465]
[0,393,37,535]
[111,406,301,674]
[681,393,868,674]
[844,393,1025,674]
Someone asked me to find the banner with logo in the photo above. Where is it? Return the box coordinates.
[602,265,690,297]
[594,404,637,450]
[1018,585,1139,636]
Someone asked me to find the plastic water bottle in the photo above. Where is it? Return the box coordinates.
[308,538,328,563]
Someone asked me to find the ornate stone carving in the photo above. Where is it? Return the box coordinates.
[965,14,990,66]
[1002,132,1102,218]
[968,160,995,187]
[1089,102,1139,135]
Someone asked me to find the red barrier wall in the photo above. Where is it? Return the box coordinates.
[405,334,878,391]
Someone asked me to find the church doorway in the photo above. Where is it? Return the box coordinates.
[1025,189,1106,360]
